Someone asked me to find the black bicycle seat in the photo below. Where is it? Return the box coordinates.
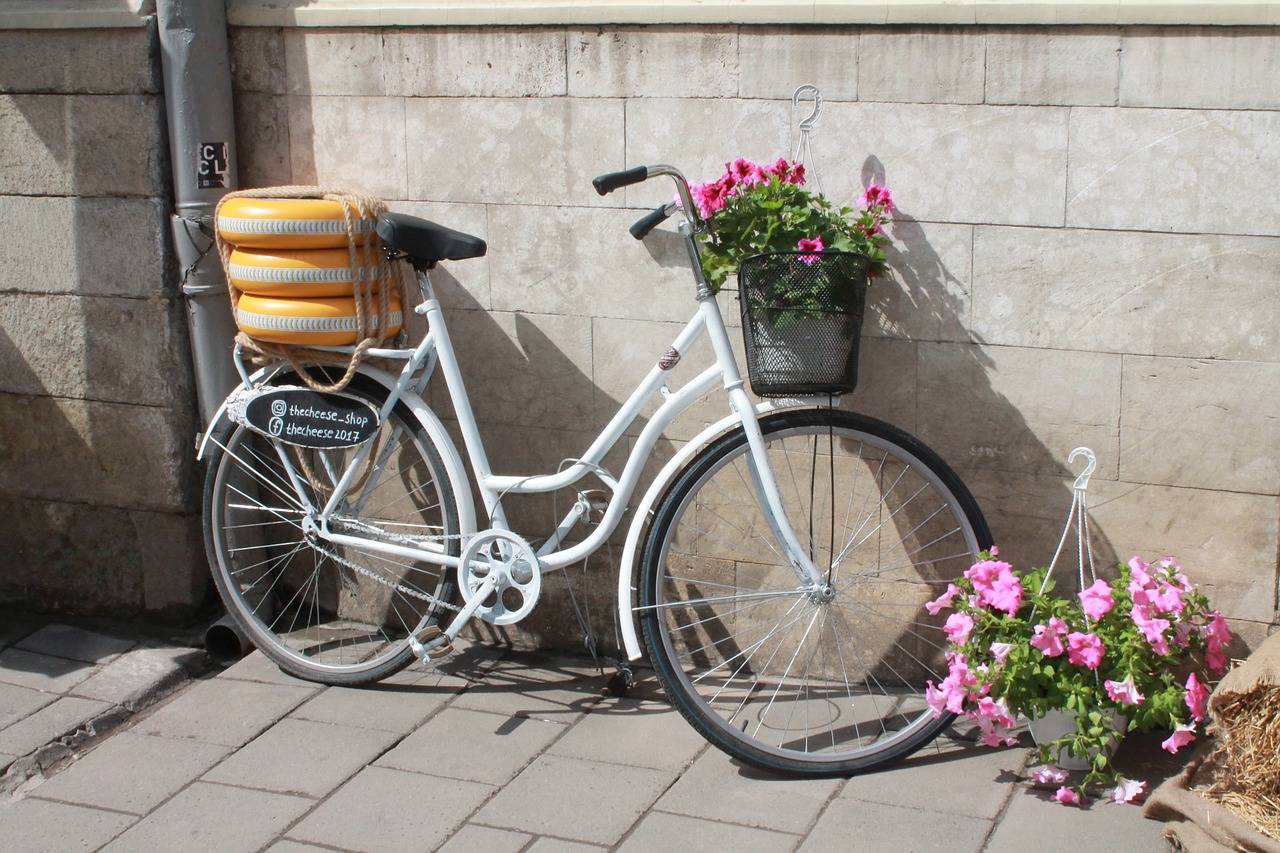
[376,213,487,264]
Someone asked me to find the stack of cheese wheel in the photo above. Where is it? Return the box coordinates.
[217,197,402,347]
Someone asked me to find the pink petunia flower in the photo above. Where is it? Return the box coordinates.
[1078,579,1115,620]
[1185,673,1209,720]
[1031,766,1069,786]
[797,236,824,265]
[1066,632,1105,670]
[727,157,764,186]
[1030,617,1068,657]
[1206,649,1228,675]
[944,612,975,646]
[1162,723,1197,754]
[1111,778,1147,804]
[1131,605,1172,655]
[1052,786,1085,806]
[989,641,1015,666]
[1104,674,1145,707]
[965,560,1023,615]
[925,583,963,616]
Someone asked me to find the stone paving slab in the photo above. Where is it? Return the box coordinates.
[13,625,136,664]
[100,782,314,853]
[1,625,1178,852]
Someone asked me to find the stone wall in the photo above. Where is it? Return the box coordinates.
[1,11,1277,655]
[230,23,1280,651]
[0,23,205,618]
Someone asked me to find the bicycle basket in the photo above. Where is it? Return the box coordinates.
[737,251,870,397]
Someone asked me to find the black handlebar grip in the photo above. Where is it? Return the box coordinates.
[629,204,675,240]
[592,166,649,196]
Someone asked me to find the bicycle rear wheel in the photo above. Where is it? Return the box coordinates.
[203,372,461,684]
[639,409,991,775]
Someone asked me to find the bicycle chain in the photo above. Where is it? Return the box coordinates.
[315,518,464,613]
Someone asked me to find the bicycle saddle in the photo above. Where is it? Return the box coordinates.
[376,213,487,265]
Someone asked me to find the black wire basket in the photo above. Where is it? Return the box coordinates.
[737,251,870,397]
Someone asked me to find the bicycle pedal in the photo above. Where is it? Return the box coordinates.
[409,626,453,663]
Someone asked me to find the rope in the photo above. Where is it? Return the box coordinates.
[213,186,409,393]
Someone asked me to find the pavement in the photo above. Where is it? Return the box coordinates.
[0,612,1182,852]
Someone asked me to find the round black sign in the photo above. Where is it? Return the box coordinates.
[242,388,381,449]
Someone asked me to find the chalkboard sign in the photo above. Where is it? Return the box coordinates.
[238,387,381,449]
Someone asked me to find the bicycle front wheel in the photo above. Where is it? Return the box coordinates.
[204,373,461,684]
[639,409,991,776]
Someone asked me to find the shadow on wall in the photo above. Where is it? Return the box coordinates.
[856,154,1119,589]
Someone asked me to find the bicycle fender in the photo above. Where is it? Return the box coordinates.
[196,364,477,538]
[615,399,812,661]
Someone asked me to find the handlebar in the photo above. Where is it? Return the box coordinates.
[592,164,703,234]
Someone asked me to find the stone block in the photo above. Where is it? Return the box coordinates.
[619,811,797,852]
[799,796,992,853]
[378,706,565,785]
[288,765,493,851]
[983,784,1166,852]
[132,510,207,615]
[985,29,1120,106]
[0,27,159,94]
[841,740,1027,818]
[0,799,135,853]
[739,29,858,101]
[284,28,384,96]
[1120,356,1280,495]
[1120,27,1280,110]
[233,91,292,188]
[0,495,150,614]
[849,336,919,435]
[0,293,193,406]
[475,753,675,844]
[858,28,985,104]
[486,204,690,323]
[288,95,407,201]
[29,730,231,814]
[15,625,134,663]
[0,94,166,197]
[101,782,313,853]
[0,396,197,512]
[405,97,624,206]
[0,697,112,765]
[290,681,457,733]
[872,220,973,345]
[549,695,708,771]
[202,717,399,797]
[71,646,201,709]
[438,826,532,853]
[972,226,1280,362]
[130,678,316,747]
[816,102,1069,228]
[229,26,287,94]
[625,98,790,196]
[0,681,55,729]
[568,27,735,98]
[1067,107,1280,237]
[386,28,567,97]
[443,308,594,431]
[655,749,842,834]
[916,342,1121,479]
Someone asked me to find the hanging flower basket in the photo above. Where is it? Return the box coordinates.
[738,250,869,397]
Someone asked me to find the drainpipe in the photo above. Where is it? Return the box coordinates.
[157,0,239,428]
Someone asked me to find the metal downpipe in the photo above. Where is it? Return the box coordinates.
[157,0,240,428]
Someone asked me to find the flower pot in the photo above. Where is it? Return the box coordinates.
[1028,708,1127,770]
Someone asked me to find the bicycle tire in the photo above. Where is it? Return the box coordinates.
[639,409,992,776]
[203,372,461,685]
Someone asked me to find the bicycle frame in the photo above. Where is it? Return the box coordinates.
[199,199,836,661]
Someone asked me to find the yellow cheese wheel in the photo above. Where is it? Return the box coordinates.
[235,293,403,346]
[228,247,383,298]
[217,198,377,249]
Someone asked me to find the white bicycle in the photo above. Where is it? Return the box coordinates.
[199,165,992,776]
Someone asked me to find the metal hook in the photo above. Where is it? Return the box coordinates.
[1068,447,1097,492]
[793,84,822,131]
